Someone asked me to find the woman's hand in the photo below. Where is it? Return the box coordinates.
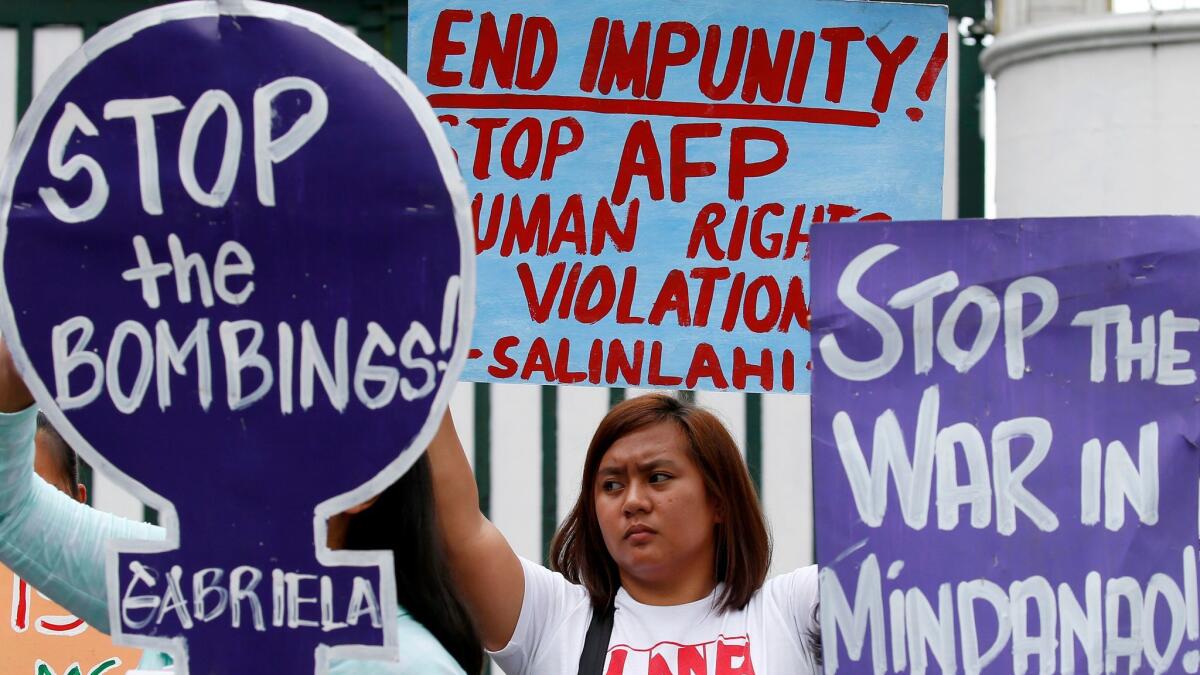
[0,336,33,413]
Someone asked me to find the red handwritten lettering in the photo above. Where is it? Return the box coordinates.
[647,342,683,386]
[827,203,861,222]
[687,204,726,260]
[786,32,817,103]
[729,127,788,200]
[647,23,700,99]
[699,26,748,100]
[13,576,29,632]
[579,18,611,92]
[784,205,809,260]
[470,13,521,89]
[669,123,721,202]
[549,195,588,255]
[743,276,782,333]
[556,261,584,320]
[686,342,729,389]
[866,35,918,113]
[501,194,551,255]
[516,261,563,323]
[779,276,810,332]
[427,9,472,87]
[592,198,638,254]
[612,121,665,205]
[819,26,866,103]
[597,20,651,97]
[575,265,617,323]
[741,28,795,104]
[476,193,638,256]
[542,117,585,180]
[648,269,692,326]
[615,267,646,324]
[515,17,557,90]
[733,347,774,390]
[500,118,544,179]
[690,266,732,326]
[720,273,746,332]
[466,117,509,180]
[606,339,644,385]
[521,337,555,380]
[488,336,520,378]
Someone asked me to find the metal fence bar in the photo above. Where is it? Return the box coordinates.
[473,382,491,519]
[745,393,763,493]
[608,387,624,408]
[540,385,557,562]
[15,21,30,118]
[958,36,986,218]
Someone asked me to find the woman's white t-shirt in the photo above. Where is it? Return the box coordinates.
[491,558,820,675]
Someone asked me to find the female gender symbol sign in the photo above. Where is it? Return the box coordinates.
[0,2,473,672]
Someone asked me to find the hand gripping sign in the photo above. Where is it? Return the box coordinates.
[0,2,473,672]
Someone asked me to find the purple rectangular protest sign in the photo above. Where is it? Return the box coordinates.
[811,216,1200,673]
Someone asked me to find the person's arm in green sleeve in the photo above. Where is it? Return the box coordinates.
[0,337,164,633]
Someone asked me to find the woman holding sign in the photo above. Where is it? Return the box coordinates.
[429,394,821,674]
[0,339,484,674]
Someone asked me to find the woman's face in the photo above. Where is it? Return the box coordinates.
[593,421,720,594]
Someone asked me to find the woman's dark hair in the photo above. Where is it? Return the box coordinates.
[342,454,484,674]
[806,602,823,669]
[36,411,80,500]
[549,394,771,613]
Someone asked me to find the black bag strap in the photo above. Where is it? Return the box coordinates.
[576,601,616,675]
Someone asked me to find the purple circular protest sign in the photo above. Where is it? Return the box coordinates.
[0,2,473,672]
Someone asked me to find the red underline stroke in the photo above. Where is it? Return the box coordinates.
[427,93,880,128]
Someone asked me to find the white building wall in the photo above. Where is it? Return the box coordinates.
[0,29,16,161]
[986,10,1200,217]
[998,0,1109,33]
[556,385,609,523]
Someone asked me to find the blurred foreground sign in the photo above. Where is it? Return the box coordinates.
[0,2,473,672]
[1,565,141,675]
[812,216,1200,673]
[410,0,949,393]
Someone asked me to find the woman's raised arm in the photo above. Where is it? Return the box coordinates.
[426,408,526,651]
[0,336,165,632]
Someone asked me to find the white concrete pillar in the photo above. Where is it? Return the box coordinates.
[983,11,1200,217]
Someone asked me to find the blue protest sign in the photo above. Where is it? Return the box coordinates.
[812,216,1200,673]
[0,2,473,672]
[409,0,948,394]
